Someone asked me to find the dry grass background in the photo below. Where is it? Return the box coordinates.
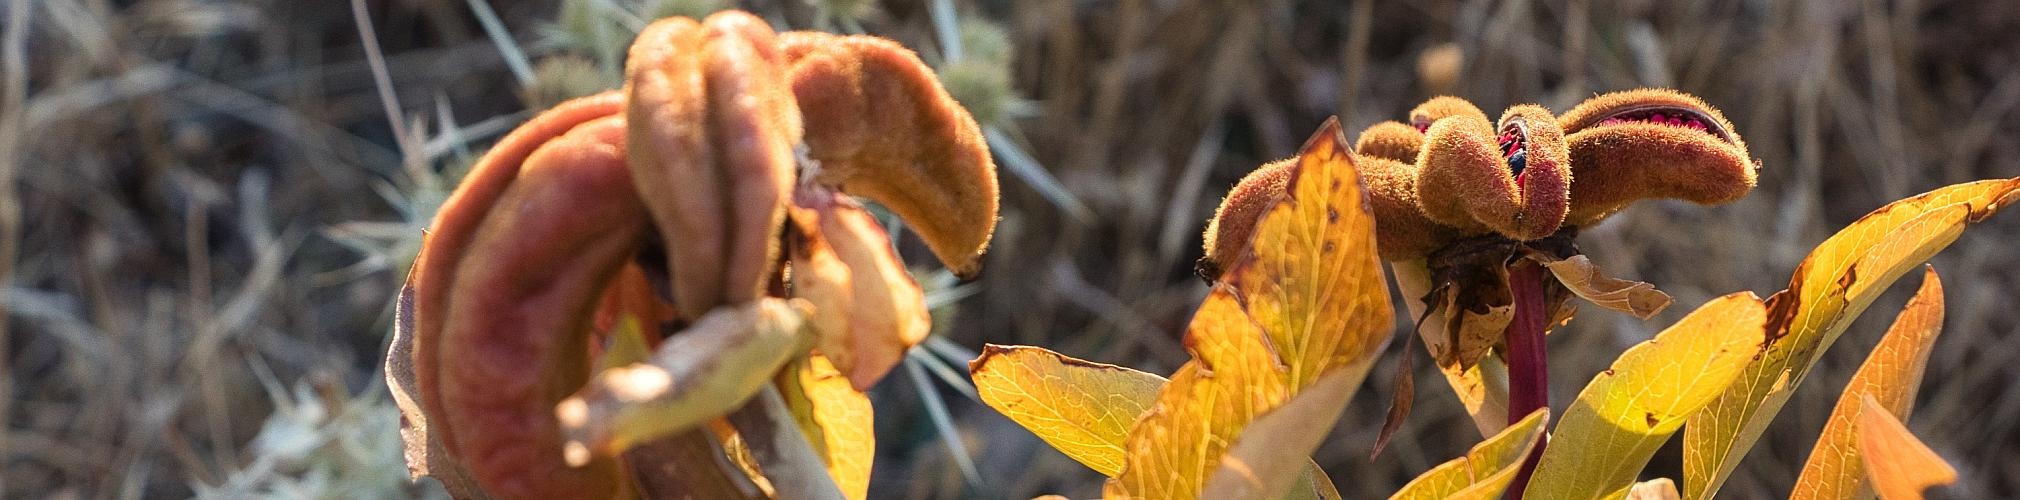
[4,0,2019,498]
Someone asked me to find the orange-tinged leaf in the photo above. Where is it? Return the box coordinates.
[1856,395,1956,500]
[1393,259,1511,437]
[1106,291,1291,498]
[970,344,1166,477]
[1108,119,1393,499]
[1388,409,1550,500]
[777,354,875,500]
[1791,267,1944,500]
[1525,292,1767,499]
[1684,178,2020,500]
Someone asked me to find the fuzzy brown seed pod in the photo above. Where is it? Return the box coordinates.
[1416,104,1570,241]
[1557,88,1756,227]
[1355,120,1426,164]
[626,12,803,321]
[412,91,626,459]
[436,114,644,499]
[1360,156,1461,260]
[780,32,1000,278]
[1199,158,1293,281]
[1409,96,1490,132]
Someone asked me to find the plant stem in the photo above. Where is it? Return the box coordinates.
[1503,259,1550,499]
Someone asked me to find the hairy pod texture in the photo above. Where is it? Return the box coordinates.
[1199,158,1293,280]
[1417,104,1571,241]
[1409,96,1490,132]
[1557,88,1756,227]
[626,12,803,321]
[1355,120,1426,164]
[781,32,1000,278]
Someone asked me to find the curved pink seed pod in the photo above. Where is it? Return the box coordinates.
[1409,96,1490,132]
[626,12,802,321]
[780,32,1000,278]
[437,115,644,500]
[1355,120,1426,164]
[1415,104,1570,240]
[1199,158,1293,281]
[413,91,625,456]
[1360,156,1461,260]
[1557,88,1756,227]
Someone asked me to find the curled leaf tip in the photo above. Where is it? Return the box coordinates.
[782,32,1001,278]
[1558,88,1756,227]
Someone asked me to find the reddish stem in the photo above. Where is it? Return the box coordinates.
[1503,260,1550,499]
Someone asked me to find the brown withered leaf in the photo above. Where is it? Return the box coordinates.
[1534,253,1672,319]
[1392,259,1510,437]
[384,281,487,499]
[799,190,932,390]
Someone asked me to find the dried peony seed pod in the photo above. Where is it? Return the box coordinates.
[780,32,1000,278]
[1199,158,1293,281]
[626,12,803,321]
[412,91,626,460]
[1409,96,1490,133]
[1416,104,1570,241]
[1360,156,1461,260]
[1355,120,1426,164]
[1556,88,1756,227]
[436,114,644,499]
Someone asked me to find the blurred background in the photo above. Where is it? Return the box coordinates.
[4,0,2019,498]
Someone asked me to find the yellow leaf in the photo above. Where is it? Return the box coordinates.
[1223,118,1394,392]
[777,354,876,500]
[1526,292,1767,499]
[1388,409,1550,500]
[1856,395,1956,500]
[1203,370,1357,499]
[1107,119,1392,499]
[1791,267,1944,500]
[970,344,1166,477]
[970,344,1339,498]
[1684,178,2019,499]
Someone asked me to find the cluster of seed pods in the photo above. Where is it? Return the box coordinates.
[388,11,998,499]
[1204,88,1757,313]
[1200,87,1756,424]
